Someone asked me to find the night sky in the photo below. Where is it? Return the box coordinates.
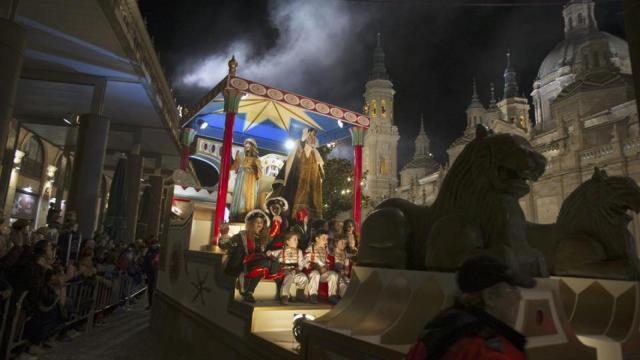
[139,0,626,168]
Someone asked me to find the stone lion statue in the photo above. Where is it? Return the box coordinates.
[528,168,640,280]
[359,125,549,277]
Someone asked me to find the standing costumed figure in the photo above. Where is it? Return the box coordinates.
[230,138,262,221]
[264,197,289,240]
[273,128,324,219]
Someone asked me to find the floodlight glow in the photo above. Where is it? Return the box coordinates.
[199,121,208,129]
[285,139,296,150]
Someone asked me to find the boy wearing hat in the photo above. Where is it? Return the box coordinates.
[407,255,534,360]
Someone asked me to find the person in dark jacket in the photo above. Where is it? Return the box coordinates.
[407,255,535,360]
[16,240,63,352]
[143,242,160,309]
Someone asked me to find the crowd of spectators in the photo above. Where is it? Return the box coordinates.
[0,209,159,360]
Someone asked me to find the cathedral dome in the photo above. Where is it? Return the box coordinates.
[536,31,630,83]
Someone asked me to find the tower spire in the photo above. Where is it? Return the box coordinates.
[468,77,483,109]
[413,113,429,157]
[370,32,389,80]
[503,50,519,99]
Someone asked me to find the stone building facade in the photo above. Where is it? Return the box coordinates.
[363,0,640,243]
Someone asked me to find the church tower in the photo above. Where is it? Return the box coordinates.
[466,78,486,129]
[362,33,400,205]
[400,115,440,188]
[495,51,531,136]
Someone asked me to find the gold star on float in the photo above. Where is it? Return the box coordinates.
[214,94,323,132]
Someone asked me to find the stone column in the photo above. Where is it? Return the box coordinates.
[146,173,164,240]
[124,145,143,243]
[3,149,23,216]
[67,114,110,238]
[0,18,25,205]
[54,126,77,212]
[0,120,19,209]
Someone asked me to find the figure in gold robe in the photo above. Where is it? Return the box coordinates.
[273,129,324,219]
[230,138,262,221]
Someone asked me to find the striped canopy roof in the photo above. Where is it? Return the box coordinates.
[182,76,369,154]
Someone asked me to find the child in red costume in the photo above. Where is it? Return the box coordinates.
[229,210,281,303]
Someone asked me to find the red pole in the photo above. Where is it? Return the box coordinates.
[212,110,236,245]
[212,57,241,246]
[353,144,363,234]
[350,127,365,235]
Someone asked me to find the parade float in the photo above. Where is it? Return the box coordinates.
[151,58,640,360]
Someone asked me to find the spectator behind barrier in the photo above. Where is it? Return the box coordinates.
[406,255,535,360]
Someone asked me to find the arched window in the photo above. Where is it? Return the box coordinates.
[568,16,573,29]
[577,13,585,25]
[21,136,44,179]
[370,100,377,117]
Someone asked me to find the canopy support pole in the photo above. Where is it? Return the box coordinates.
[350,127,365,235]
[212,58,240,246]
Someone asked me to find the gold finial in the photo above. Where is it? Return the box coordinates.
[228,55,238,76]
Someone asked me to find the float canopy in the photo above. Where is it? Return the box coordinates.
[182,76,370,154]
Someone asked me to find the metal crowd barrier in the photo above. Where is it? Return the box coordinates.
[4,291,29,360]
[2,274,147,359]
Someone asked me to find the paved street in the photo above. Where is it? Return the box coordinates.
[39,303,158,360]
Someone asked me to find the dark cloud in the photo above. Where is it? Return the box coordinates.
[140,0,626,167]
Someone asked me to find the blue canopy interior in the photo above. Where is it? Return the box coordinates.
[191,107,354,154]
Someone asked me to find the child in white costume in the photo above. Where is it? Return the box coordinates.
[267,232,307,305]
[332,234,352,298]
[303,229,339,304]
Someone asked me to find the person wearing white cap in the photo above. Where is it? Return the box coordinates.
[230,138,262,221]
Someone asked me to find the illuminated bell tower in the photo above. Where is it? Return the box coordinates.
[362,33,399,206]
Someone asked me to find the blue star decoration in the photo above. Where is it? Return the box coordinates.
[190,268,211,306]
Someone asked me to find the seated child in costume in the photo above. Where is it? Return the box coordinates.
[332,234,353,298]
[266,232,307,305]
[303,229,339,305]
